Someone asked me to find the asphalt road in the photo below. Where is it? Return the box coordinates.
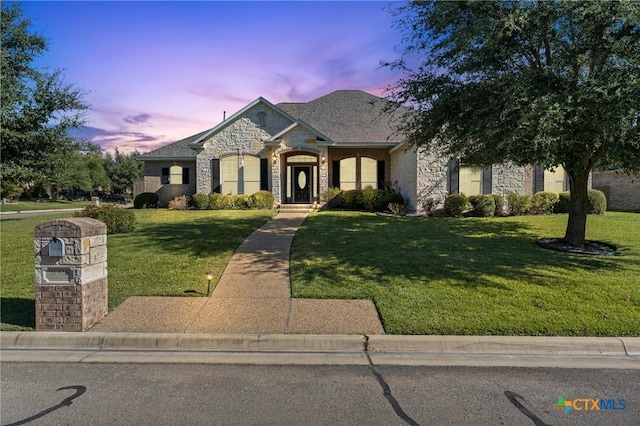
[1,363,638,425]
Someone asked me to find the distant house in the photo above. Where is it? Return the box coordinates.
[138,90,571,210]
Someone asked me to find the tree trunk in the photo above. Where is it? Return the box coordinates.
[563,170,590,247]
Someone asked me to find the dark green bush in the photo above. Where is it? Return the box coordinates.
[531,191,560,215]
[343,190,364,210]
[588,189,607,214]
[361,187,378,211]
[133,192,158,209]
[491,194,505,216]
[74,205,136,234]
[555,192,571,213]
[324,191,346,209]
[320,187,342,204]
[444,194,468,217]
[249,190,274,209]
[468,195,495,217]
[507,192,532,216]
[191,193,209,210]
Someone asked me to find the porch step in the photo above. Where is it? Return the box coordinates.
[279,204,315,214]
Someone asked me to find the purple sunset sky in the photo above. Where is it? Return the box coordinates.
[20,1,410,154]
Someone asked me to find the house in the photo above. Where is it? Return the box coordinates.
[138,90,570,210]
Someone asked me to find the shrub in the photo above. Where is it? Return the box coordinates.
[168,195,189,210]
[588,189,607,214]
[325,191,346,209]
[320,187,342,204]
[234,194,251,210]
[531,191,560,215]
[208,193,233,210]
[191,193,209,210]
[507,192,532,216]
[361,187,378,211]
[468,195,495,217]
[491,194,505,217]
[343,190,364,210]
[133,192,158,209]
[421,197,438,216]
[444,194,468,217]
[249,190,274,209]
[74,205,136,234]
[555,192,571,213]
[388,202,406,216]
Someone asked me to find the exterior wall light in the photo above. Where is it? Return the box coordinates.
[272,151,277,164]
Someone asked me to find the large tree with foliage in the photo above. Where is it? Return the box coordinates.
[104,148,143,194]
[1,3,88,195]
[386,0,640,247]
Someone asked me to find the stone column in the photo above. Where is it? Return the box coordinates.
[34,218,108,331]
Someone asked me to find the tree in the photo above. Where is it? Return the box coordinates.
[385,0,640,247]
[1,3,88,192]
[104,148,143,194]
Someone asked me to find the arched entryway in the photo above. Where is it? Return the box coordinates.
[283,153,319,204]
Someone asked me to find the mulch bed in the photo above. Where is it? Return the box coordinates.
[537,238,618,256]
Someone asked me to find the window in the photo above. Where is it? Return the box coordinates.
[287,155,316,163]
[221,155,263,195]
[339,158,357,191]
[361,157,377,189]
[459,166,483,195]
[222,156,238,195]
[545,166,566,192]
[162,166,189,184]
[243,155,261,195]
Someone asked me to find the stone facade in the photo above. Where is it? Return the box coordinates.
[592,170,640,211]
[34,218,108,331]
[492,162,525,195]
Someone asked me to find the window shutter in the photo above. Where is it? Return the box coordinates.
[161,167,170,184]
[182,168,190,185]
[377,160,385,189]
[482,166,492,194]
[534,166,544,192]
[332,160,340,188]
[448,159,459,194]
[211,159,221,193]
[260,158,268,191]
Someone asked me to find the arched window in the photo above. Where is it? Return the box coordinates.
[221,156,239,195]
[339,158,356,191]
[243,155,261,194]
[361,157,377,189]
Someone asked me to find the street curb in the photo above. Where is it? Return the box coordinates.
[1,332,366,352]
[366,335,638,356]
[3,332,640,355]
[0,208,83,215]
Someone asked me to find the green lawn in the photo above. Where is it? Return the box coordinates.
[290,211,640,336]
[0,209,275,330]
[0,200,90,212]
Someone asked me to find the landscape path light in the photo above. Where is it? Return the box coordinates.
[205,270,215,296]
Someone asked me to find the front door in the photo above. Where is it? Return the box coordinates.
[293,166,311,203]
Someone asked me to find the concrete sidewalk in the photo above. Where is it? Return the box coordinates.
[89,212,384,335]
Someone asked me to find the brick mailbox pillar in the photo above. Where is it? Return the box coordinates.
[34,218,108,331]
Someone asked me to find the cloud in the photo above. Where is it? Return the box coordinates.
[71,126,164,153]
[123,113,151,124]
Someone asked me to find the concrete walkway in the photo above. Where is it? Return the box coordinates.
[90,213,384,335]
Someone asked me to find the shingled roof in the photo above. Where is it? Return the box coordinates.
[277,90,405,144]
[137,129,210,160]
[140,90,407,159]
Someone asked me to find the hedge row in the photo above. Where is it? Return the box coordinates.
[441,190,606,218]
[321,187,405,212]
[74,205,136,234]
[191,191,274,210]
